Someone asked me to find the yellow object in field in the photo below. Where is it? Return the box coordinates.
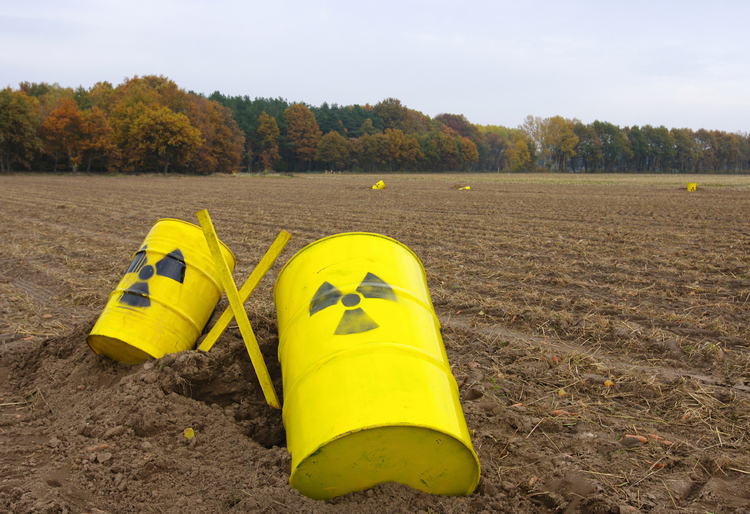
[459,186,471,190]
[196,209,280,409]
[371,180,385,189]
[274,232,480,500]
[687,182,697,191]
[87,219,235,364]
[198,230,291,352]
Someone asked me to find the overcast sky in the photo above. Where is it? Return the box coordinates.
[2,0,749,132]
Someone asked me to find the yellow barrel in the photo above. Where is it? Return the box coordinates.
[88,219,235,364]
[371,180,385,189]
[274,232,480,500]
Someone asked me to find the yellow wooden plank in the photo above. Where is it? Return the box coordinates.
[198,230,290,352]
[196,209,281,409]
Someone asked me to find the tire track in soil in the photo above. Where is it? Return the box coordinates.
[443,316,750,398]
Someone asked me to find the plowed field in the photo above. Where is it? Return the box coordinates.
[1,173,749,513]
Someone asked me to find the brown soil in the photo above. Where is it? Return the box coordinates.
[1,173,749,514]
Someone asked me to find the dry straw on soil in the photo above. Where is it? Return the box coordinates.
[1,173,749,513]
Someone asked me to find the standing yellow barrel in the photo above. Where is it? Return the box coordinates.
[274,232,480,500]
[88,219,235,364]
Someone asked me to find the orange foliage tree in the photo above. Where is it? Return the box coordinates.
[40,99,87,173]
[82,107,120,171]
[185,94,244,174]
[384,128,423,171]
[432,127,460,171]
[284,103,321,170]
[106,76,241,173]
[457,136,479,170]
[128,106,202,174]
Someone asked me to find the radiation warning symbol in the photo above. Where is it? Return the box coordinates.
[309,272,397,335]
[118,246,186,307]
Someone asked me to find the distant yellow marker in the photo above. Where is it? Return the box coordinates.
[199,230,290,352]
[196,209,281,409]
[687,183,697,191]
[458,186,471,190]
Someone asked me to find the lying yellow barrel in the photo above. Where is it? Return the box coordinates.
[371,180,385,189]
[274,232,480,500]
[88,219,235,364]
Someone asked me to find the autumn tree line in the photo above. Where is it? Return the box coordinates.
[2,75,749,174]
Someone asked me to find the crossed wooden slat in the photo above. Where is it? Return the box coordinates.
[196,209,289,409]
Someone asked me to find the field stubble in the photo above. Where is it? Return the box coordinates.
[0,173,749,513]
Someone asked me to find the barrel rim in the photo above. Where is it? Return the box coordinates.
[274,232,424,294]
[290,422,481,496]
[152,218,237,269]
[294,420,482,464]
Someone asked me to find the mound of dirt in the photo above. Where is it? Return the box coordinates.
[2,314,532,514]
[3,315,749,514]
